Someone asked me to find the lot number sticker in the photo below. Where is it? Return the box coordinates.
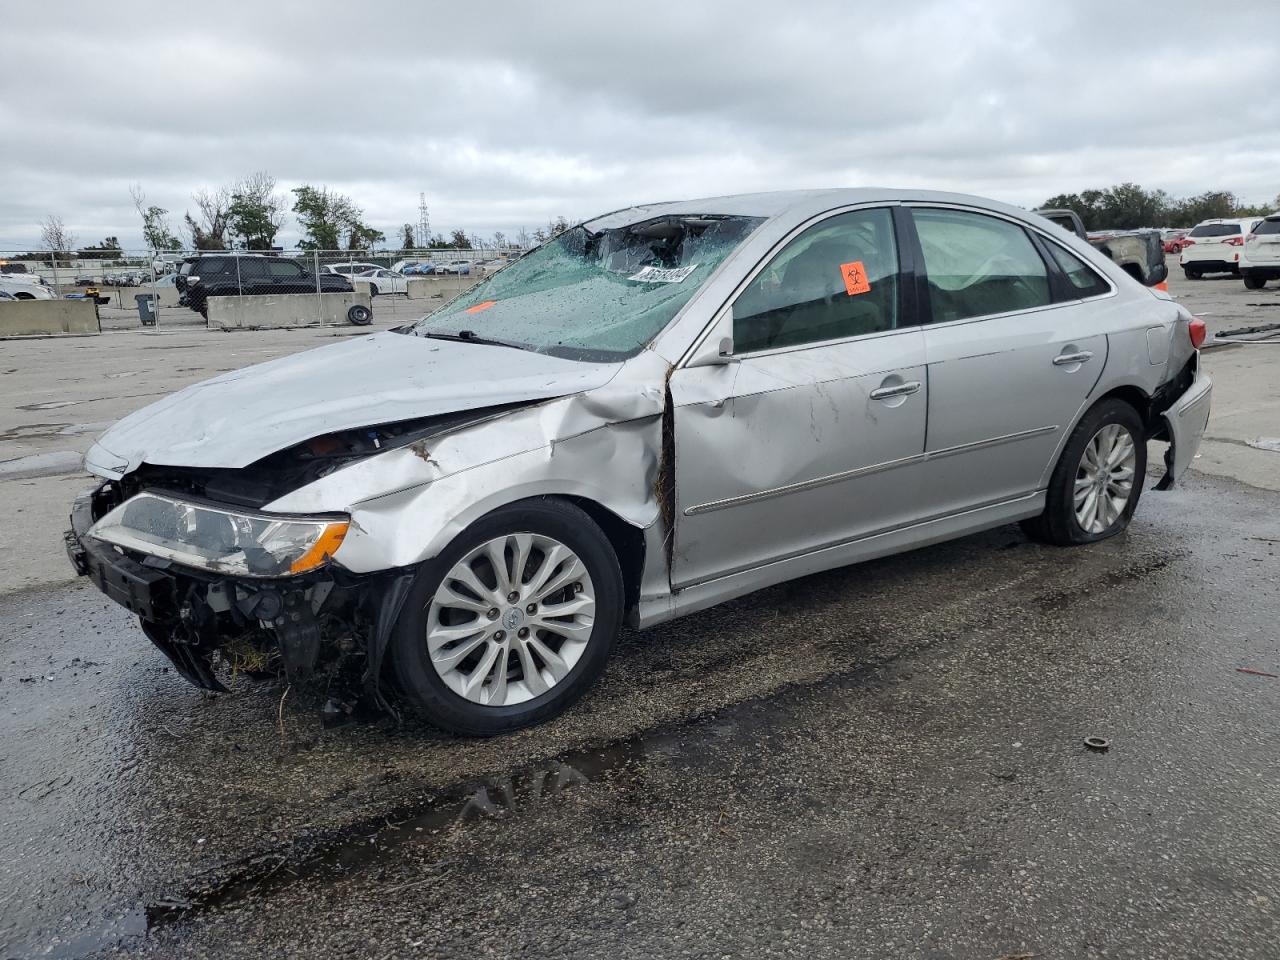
[629,264,699,284]
[840,261,871,296]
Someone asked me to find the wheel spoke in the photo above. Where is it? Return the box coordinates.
[524,544,569,598]
[514,640,550,697]
[430,633,489,673]
[426,618,486,649]
[485,539,514,597]
[531,556,587,603]
[461,642,502,698]
[538,595,596,620]
[483,646,511,705]
[447,562,500,608]
[436,583,491,614]
[527,634,572,681]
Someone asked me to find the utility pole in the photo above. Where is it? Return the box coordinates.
[416,193,431,249]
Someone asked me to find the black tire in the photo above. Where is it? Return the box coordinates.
[1183,267,1201,280]
[347,304,373,325]
[14,292,34,300]
[1020,398,1147,547]
[1243,272,1266,290]
[390,498,624,736]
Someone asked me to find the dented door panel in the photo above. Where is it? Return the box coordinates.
[670,330,928,589]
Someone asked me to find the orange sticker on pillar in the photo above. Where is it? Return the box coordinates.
[840,261,871,296]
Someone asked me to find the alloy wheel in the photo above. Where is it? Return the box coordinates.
[426,533,596,706]
[1074,423,1137,535]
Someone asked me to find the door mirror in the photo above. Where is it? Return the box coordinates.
[717,336,734,360]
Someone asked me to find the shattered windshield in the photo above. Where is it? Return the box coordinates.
[408,215,764,361]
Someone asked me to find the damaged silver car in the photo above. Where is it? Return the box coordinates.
[66,189,1212,734]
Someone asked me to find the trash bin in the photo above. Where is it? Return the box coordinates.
[134,294,159,327]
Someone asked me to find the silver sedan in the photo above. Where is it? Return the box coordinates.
[69,189,1211,734]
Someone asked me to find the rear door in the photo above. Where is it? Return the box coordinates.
[267,259,307,292]
[909,206,1108,517]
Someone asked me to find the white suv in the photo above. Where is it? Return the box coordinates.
[1239,213,1280,290]
[1179,216,1263,279]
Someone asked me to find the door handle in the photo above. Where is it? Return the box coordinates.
[1053,351,1094,366]
[869,380,922,400]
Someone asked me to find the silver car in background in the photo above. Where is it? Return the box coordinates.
[67,189,1211,735]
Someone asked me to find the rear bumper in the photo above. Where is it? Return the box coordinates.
[1154,361,1212,491]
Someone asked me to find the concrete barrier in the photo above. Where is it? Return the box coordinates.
[405,276,481,302]
[207,292,374,330]
[0,299,100,338]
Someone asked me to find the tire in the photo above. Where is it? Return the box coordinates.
[1020,398,1147,547]
[1183,267,1201,280]
[1243,272,1266,290]
[347,304,373,325]
[390,499,624,735]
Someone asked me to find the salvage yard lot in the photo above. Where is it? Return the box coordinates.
[2,268,1280,958]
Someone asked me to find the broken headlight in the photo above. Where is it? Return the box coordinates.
[89,491,349,578]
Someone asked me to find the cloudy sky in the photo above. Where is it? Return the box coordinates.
[2,0,1276,251]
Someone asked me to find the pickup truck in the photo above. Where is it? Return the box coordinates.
[1035,209,1168,288]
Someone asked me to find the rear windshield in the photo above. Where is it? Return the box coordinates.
[1255,218,1280,236]
[1189,223,1242,238]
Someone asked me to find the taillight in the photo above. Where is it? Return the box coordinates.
[1188,317,1206,349]
[1224,236,1244,247]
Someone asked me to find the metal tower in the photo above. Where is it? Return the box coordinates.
[416,193,431,249]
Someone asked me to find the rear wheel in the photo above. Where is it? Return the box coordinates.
[390,499,623,735]
[1021,398,1146,546]
[1243,272,1266,290]
[1183,267,1202,280]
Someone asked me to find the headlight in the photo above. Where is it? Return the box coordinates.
[89,492,349,578]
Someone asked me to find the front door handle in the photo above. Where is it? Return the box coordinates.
[869,380,922,400]
[1053,351,1094,366]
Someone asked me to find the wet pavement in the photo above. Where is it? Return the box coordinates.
[2,468,1278,958]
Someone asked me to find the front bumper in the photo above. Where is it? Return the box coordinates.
[66,484,415,704]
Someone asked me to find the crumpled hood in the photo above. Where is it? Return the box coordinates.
[88,332,622,473]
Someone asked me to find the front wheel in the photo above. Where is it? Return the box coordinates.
[1183,267,1201,280]
[390,499,623,735]
[1243,272,1266,290]
[1021,398,1146,546]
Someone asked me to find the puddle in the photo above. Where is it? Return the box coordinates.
[150,729,687,928]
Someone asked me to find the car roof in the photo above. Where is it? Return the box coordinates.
[583,187,1038,231]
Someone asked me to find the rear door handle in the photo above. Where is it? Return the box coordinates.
[869,380,922,400]
[1053,351,1094,366]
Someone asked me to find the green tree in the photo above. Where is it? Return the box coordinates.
[292,185,382,251]
[228,172,286,250]
[130,184,182,252]
[448,228,469,249]
[79,237,123,258]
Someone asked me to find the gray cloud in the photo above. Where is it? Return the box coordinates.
[2,0,1276,249]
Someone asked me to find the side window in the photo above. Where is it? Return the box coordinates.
[733,208,899,353]
[232,259,267,280]
[1043,241,1110,299]
[268,261,304,278]
[912,208,1052,323]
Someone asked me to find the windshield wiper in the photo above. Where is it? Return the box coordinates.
[416,329,531,351]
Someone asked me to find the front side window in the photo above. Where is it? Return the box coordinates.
[1253,218,1280,236]
[1044,241,1110,299]
[411,215,764,361]
[732,208,899,353]
[912,208,1051,323]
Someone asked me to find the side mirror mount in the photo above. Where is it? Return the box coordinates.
[717,336,734,361]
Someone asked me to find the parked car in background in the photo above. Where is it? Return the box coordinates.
[1239,213,1280,289]
[391,259,433,274]
[175,253,353,317]
[1179,217,1264,278]
[405,262,438,275]
[0,278,55,299]
[1161,229,1190,254]
[325,262,382,278]
[1035,209,1168,287]
[68,188,1209,735]
[436,260,473,275]
[354,268,409,295]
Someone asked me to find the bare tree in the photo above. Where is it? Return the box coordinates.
[185,187,231,250]
[514,227,532,248]
[40,215,76,259]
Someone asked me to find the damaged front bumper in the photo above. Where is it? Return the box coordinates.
[65,484,414,703]
[1154,357,1212,491]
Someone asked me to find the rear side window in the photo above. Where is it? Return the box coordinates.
[268,261,304,278]
[912,208,1052,323]
[1255,218,1280,236]
[1188,223,1241,238]
[1043,242,1110,299]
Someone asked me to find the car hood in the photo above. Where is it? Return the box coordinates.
[88,332,622,474]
